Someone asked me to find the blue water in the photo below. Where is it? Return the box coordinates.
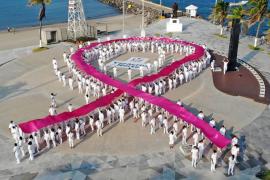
[0,0,120,30]
[152,0,270,36]
[0,0,268,36]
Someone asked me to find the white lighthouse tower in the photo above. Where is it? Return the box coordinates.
[67,0,87,40]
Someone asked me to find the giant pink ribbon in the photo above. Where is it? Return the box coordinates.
[19,37,231,148]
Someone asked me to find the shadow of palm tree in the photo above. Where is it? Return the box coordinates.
[0,82,27,101]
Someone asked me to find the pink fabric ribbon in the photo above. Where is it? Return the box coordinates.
[19,37,231,148]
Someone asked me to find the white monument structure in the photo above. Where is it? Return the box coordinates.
[67,0,87,40]
[185,4,198,18]
[166,18,183,33]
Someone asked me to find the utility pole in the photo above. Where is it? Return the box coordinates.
[141,0,146,37]
[122,0,125,35]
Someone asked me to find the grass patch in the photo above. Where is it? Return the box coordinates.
[154,33,161,37]
[165,32,173,38]
[65,36,97,44]
[214,33,227,39]
[32,47,49,53]
[268,52,270,56]
[248,44,264,51]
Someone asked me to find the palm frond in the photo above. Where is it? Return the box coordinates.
[28,0,51,6]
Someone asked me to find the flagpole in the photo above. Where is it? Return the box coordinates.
[122,0,125,35]
[141,0,145,37]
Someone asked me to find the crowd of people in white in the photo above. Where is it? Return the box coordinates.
[10,38,239,176]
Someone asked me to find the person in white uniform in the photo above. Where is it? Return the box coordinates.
[68,104,73,112]
[223,58,229,74]
[68,131,74,148]
[173,120,179,135]
[228,155,236,176]
[119,107,125,123]
[163,117,169,134]
[89,115,95,131]
[85,94,90,104]
[49,105,57,116]
[210,149,217,172]
[150,117,156,135]
[57,127,63,144]
[65,124,71,138]
[139,66,144,77]
[113,67,117,78]
[68,77,74,90]
[219,125,226,136]
[191,146,199,168]
[231,144,240,158]
[44,130,50,149]
[210,59,215,71]
[141,111,147,127]
[98,110,105,128]
[61,73,66,87]
[13,143,21,164]
[75,120,80,140]
[50,128,56,148]
[198,139,205,160]
[18,136,25,156]
[192,130,199,146]
[127,68,132,81]
[28,141,34,161]
[169,131,177,149]
[95,120,102,137]
[209,118,216,128]
[182,125,187,145]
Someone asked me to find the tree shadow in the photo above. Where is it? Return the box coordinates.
[0,82,27,101]
[241,50,259,62]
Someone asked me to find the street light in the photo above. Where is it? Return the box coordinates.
[141,0,146,37]
[122,0,125,36]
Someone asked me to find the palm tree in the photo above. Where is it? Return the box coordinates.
[227,6,247,71]
[209,0,230,35]
[247,0,269,47]
[28,0,51,47]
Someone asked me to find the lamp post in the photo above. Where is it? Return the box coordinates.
[122,0,125,35]
[141,0,146,37]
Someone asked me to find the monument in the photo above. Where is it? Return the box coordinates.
[166,18,183,33]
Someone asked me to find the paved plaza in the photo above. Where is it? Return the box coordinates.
[0,17,269,180]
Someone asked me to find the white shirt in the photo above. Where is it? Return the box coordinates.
[229,156,236,166]
[209,120,215,127]
[211,153,217,164]
[119,108,125,116]
[163,119,168,128]
[95,120,101,129]
[68,105,73,112]
[169,133,176,145]
[219,127,226,136]
[191,148,199,158]
[197,113,204,120]
[68,133,74,141]
[198,142,204,152]
[44,133,50,141]
[182,128,187,137]
[50,131,55,140]
[150,118,155,127]
[193,133,199,142]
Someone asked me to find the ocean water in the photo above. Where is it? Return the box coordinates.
[0,0,268,36]
[0,0,120,30]
[152,0,270,36]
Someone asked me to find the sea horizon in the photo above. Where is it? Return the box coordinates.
[0,0,269,36]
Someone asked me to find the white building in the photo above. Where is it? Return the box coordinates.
[185,5,198,18]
